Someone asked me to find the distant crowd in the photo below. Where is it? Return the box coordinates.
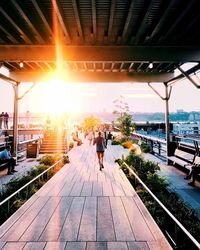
[0,112,9,129]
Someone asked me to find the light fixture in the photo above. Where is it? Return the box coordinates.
[19,62,24,68]
[149,62,153,69]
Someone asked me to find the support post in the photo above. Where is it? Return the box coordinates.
[148,82,172,161]
[13,83,19,160]
[164,83,170,158]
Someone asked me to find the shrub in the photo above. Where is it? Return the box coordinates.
[140,142,151,153]
[111,139,121,145]
[119,152,200,246]
[39,154,63,166]
[0,156,67,225]
[63,154,70,164]
[69,141,74,150]
[40,155,55,166]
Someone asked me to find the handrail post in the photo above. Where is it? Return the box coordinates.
[13,83,19,161]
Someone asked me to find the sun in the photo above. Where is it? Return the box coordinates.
[40,77,82,115]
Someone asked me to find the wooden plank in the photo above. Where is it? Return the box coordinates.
[58,179,76,196]
[86,242,107,250]
[36,166,72,197]
[59,197,85,241]
[131,196,171,249]
[39,197,73,241]
[102,180,114,196]
[89,170,98,181]
[109,197,135,241]
[44,242,66,250]
[121,196,154,241]
[81,181,93,196]
[107,242,128,250]
[78,197,97,241]
[92,181,103,196]
[98,171,106,182]
[147,241,165,250]
[2,242,26,250]
[0,194,39,238]
[23,242,46,250]
[1,196,50,241]
[66,242,86,250]
[19,197,61,241]
[111,181,125,196]
[0,242,6,249]
[69,180,84,196]
[127,242,150,250]
[97,197,115,241]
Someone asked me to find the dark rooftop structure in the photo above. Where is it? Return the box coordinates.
[0,0,199,83]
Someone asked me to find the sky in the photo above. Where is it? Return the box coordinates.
[0,66,200,115]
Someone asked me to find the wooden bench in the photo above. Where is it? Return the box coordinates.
[0,161,9,171]
[167,148,194,168]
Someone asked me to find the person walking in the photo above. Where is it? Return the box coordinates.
[0,145,17,175]
[107,131,113,146]
[0,112,4,129]
[4,112,9,129]
[93,131,106,171]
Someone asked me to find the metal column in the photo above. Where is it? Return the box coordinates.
[164,83,170,157]
[13,83,19,159]
[148,82,172,160]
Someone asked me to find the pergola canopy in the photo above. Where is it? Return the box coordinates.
[0,0,200,83]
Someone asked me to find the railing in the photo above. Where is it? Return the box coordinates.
[0,157,63,216]
[122,161,200,250]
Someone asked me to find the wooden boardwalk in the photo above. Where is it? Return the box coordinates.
[0,143,172,250]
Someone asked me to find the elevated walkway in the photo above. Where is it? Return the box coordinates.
[0,143,171,250]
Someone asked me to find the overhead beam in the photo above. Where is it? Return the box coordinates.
[108,0,116,40]
[52,1,71,43]
[11,0,45,44]
[91,0,97,41]
[167,63,200,84]
[122,0,135,42]
[135,0,157,45]
[0,7,32,44]
[9,71,174,83]
[1,45,200,62]
[30,0,54,41]
[72,0,84,41]
[159,0,195,43]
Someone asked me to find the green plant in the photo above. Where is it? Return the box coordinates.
[140,142,151,153]
[40,155,55,165]
[0,157,66,225]
[118,152,200,246]
[113,96,135,138]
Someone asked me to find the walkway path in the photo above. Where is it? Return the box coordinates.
[143,153,200,219]
[0,143,171,250]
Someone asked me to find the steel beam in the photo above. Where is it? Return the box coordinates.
[1,46,200,62]
[9,71,174,83]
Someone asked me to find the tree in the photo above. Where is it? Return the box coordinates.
[113,96,135,137]
[82,115,100,131]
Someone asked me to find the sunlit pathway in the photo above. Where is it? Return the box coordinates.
[0,143,171,250]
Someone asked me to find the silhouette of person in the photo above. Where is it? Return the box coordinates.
[0,112,4,129]
[4,112,9,129]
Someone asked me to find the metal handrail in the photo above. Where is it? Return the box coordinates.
[0,157,63,206]
[122,161,200,249]
[18,138,40,145]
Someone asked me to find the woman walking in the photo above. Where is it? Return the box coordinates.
[93,131,106,171]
